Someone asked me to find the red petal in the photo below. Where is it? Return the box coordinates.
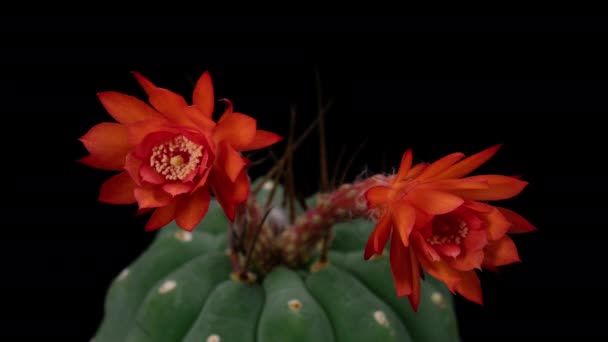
[133,187,172,209]
[192,71,214,118]
[126,118,173,146]
[175,188,211,231]
[148,88,190,125]
[99,171,137,204]
[416,256,461,292]
[406,163,427,179]
[213,112,257,151]
[139,163,166,185]
[411,231,440,261]
[364,214,392,259]
[408,248,421,311]
[132,71,156,94]
[448,175,528,201]
[417,152,465,181]
[434,244,461,258]
[464,228,488,251]
[421,177,489,192]
[483,236,521,267]
[455,271,483,305]
[389,231,413,297]
[484,207,512,241]
[436,144,502,180]
[124,153,143,186]
[497,207,537,233]
[365,186,391,208]
[391,201,415,247]
[408,189,464,215]
[448,249,484,271]
[97,91,161,125]
[145,199,178,231]
[210,168,250,221]
[216,141,246,182]
[396,149,413,181]
[182,106,216,130]
[242,130,284,151]
[79,123,131,170]
[162,183,193,196]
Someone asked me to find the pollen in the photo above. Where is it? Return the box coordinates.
[150,135,204,181]
[427,220,469,246]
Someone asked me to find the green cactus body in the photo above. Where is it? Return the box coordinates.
[93,186,461,342]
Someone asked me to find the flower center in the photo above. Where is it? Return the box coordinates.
[150,135,204,181]
[426,220,469,246]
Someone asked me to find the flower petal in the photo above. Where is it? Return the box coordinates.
[483,207,512,241]
[406,163,428,178]
[483,236,521,267]
[162,183,193,197]
[420,177,489,192]
[463,228,488,251]
[145,199,178,231]
[396,149,413,181]
[415,255,461,292]
[448,175,528,201]
[242,130,284,151]
[364,214,392,259]
[210,167,250,221]
[389,231,414,297]
[79,123,131,170]
[417,152,465,181]
[455,271,483,305]
[126,118,174,146]
[411,231,440,261]
[213,112,257,150]
[217,141,246,183]
[148,88,190,125]
[192,71,214,118]
[133,187,173,209]
[99,171,137,204]
[437,144,502,180]
[497,207,537,233]
[408,248,421,312]
[391,201,416,247]
[434,244,461,258]
[365,186,391,208]
[132,71,156,94]
[175,188,211,231]
[124,153,143,185]
[408,189,464,215]
[97,91,161,124]
[448,249,484,271]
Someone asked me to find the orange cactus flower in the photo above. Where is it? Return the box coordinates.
[79,71,282,231]
[364,145,536,310]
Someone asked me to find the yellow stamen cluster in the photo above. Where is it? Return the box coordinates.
[150,135,203,181]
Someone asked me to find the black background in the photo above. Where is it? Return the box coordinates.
[3,16,607,340]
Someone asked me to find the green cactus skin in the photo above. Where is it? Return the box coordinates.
[93,195,461,342]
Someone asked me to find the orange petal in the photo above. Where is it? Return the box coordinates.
[216,141,246,182]
[436,144,502,179]
[408,189,464,215]
[132,71,157,94]
[162,183,193,196]
[210,167,250,221]
[175,188,211,231]
[463,228,488,251]
[139,163,166,185]
[391,201,415,247]
[416,152,465,181]
[455,270,483,305]
[126,118,173,146]
[389,231,413,297]
[242,130,284,151]
[435,244,461,258]
[145,199,178,231]
[483,236,521,267]
[497,207,537,233]
[406,163,428,178]
[99,171,137,204]
[415,249,461,292]
[133,187,172,209]
[213,112,257,151]
[97,91,161,125]
[448,249,484,271]
[420,177,489,192]
[365,186,391,208]
[182,106,216,130]
[148,88,190,125]
[364,214,392,259]
[448,175,528,201]
[124,153,143,186]
[483,207,512,241]
[411,231,440,261]
[396,149,413,181]
[408,248,421,311]
[79,123,131,170]
[192,71,214,118]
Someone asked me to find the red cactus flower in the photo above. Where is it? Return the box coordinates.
[364,145,536,310]
[79,71,282,231]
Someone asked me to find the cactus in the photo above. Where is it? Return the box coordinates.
[93,184,461,342]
